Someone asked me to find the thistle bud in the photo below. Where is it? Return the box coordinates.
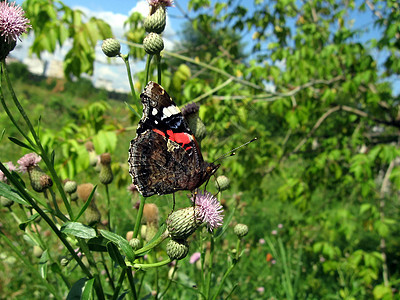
[166,207,200,240]
[33,245,43,258]
[0,196,14,208]
[181,103,206,142]
[166,239,189,260]
[129,238,141,250]
[85,204,101,226]
[64,180,77,194]
[99,153,113,185]
[215,175,230,191]
[143,33,164,55]
[101,38,121,57]
[234,223,248,238]
[28,166,53,192]
[144,6,166,34]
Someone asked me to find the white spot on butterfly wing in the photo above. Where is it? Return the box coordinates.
[152,108,158,116]
[161,105,180,119]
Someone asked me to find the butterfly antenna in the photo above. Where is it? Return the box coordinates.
[213,137,258,163]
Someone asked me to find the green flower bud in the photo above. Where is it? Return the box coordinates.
[60,258,69,266]
[99,153,113,185]
[64,180,77,194]
[28,166,52,192]
[166,207,200,240]
[145,224,158,242]
[101,38,121,57]
[181,103,206,142]
[129,238,141,250]
[166,239,189,260]
[234,223,248,238]
[144,6,166,34]
[0,196,14,208]
[69,191,78,202]
[33,245,43,258]
[215,175,230,191]
[85,204,101,226]
[143,32,164,55]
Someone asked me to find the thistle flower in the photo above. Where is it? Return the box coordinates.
[189,252,201,264]
[0,1,31,59]
[191,190,224,231]
[18,153,52,192]
[148,0,174,8]
[17,153,41,173]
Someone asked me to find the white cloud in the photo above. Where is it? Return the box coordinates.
[10,1,177,92]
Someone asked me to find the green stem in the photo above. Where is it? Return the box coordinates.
[133,196,145,238]
[1,60,74,220]
[156,54,162,85]
[126,267,138,300]
[0,163,92,278]
[112,269,126,300]
[205,237,215,299]
[100,251,115,291]
[135,231,168,255]
[105,184,111,230]
[120,54,140,118]
[0,230,62,300]
[132,258,171,269]
[211,263,236,300]
[145,54,153,84]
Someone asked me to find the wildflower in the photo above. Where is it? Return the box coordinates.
[278,223,283,229]
[148,0,174,8]
[189,252,201,264]
[166,190,223,239]
[271,229,277,235]
[271,259,276,265]
[191,190,224,231]
[266,253,273,262]
[256,287,265,293]
[143,203,159,225]
[18,153,52,192]
[17,153,41,173]
[0,1,31,59]
[259,238,266,245]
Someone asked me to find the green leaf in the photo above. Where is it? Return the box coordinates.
[39,249,49,279]
[214,207,235,240]
[81,278,94,300]
[61,222,97,239]
[106,242,126,267]
[67,278,87,300]
[100,229,135,262]
[8,137,35,151]
[0,182,29,206]
[19,212,43,231]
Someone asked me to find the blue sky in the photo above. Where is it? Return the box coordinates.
[11,0,398,94]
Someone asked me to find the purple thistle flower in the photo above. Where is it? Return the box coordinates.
[271,229,277,235]
[148,0,174,7]
[17,153,41,173]
[0,1,31,43]
[191,190,224,231]
[189,252,201,264]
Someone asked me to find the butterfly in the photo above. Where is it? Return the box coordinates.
[128,81,220,197]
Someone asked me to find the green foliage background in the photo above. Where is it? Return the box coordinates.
[1,0,400,299]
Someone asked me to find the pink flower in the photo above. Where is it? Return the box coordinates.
[0,1,31,43]
[271,259,276,265]
[127,184,138,194]
[17,153,41,173]
[278,223,283,229]
[191,190,224,231]
[271,230,277,235]
[256,287,265,293]
[259,238,266,245]
[189,252,201,264]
